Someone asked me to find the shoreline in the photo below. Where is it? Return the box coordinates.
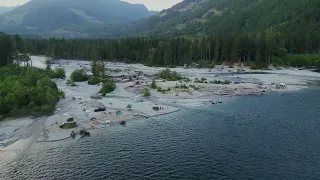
[1,56,319,153]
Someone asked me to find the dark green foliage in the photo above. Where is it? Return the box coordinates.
[196,79,231,85]
[70,69,88,82]
[212,80,232,85]
[156,87,172,94]
[91,60,107,78]
[0,65,63,119]
[88,76,101,85]
[0,34,13,67]
[283,54,320,67]
[100,79,116,96]
[189,84,200,90]
[49,68,66,79]
[157,68,182,81]
[151,79,157,89]
[195,78,208,83]
[24,34,319,68]
[176,84,188,89]
[250,63,269,70]
[141,88,151,97]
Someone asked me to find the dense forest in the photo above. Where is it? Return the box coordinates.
[24,32,320,68]
[0,34,63,120]
[78,0,320,39]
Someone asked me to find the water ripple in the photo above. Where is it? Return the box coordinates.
[1,89,320,180]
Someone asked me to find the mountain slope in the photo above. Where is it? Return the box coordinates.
[0,6,17,15]
[138,0,320,36]
[87,0,320,38]
[0,0,157,37]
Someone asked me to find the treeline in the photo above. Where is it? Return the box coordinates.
[24,33,320,67]
[0,35,13,67]
[0,34,30,67]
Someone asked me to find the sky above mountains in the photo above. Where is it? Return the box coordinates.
[0,0,182,11]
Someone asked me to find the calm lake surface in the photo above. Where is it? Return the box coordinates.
[0,88,320,180]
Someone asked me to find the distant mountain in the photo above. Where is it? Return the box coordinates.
[0,0,158,37]
[85,0,320,39]
[138,0,320,37]
[0,6,17,15]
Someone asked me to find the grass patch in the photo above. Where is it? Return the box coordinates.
[141,88,151,97]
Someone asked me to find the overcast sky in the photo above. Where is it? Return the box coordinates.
[0,0,182,11]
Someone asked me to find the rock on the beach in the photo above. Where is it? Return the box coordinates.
[90,94,102,99]
[92,102,106,110]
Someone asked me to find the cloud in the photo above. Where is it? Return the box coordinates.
[0,0,30,7]
[0,0,182,11]
[123,0,182,11]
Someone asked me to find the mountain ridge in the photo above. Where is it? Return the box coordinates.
[80,0,319,40]
[0,0,158,37]
[0,6,17,15]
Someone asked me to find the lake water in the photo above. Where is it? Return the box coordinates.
[0,88,320,180]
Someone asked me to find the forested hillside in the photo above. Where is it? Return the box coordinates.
[0,0,157,37]
[129,0,320,37]
[44,0,317,67]
[6,0,320,68]
[84,0,320,51]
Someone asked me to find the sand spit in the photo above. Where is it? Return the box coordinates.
[1,56,319,148]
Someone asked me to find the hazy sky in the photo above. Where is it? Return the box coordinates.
[0,0,183,11]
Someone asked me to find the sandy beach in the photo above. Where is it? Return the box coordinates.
[1,56,319,157]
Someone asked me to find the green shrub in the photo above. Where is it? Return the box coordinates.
[141,88,151,97]
[250,63,268,70]
[208,61,216,68]
[315,60,320,67]
[157,67,182,81]
[189,84,200,90]
[222,80,232,85]
[151,79,157,89]
[70,69,88,82]
[275,48,288,58]
[207,80,231,85]
[194,77,210,83]
[184,78,191,82]
[49,68,66,79]
[88,76,101,85]
[100,79,116,96]
[283,54,320,67]
[272,57,285,67]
